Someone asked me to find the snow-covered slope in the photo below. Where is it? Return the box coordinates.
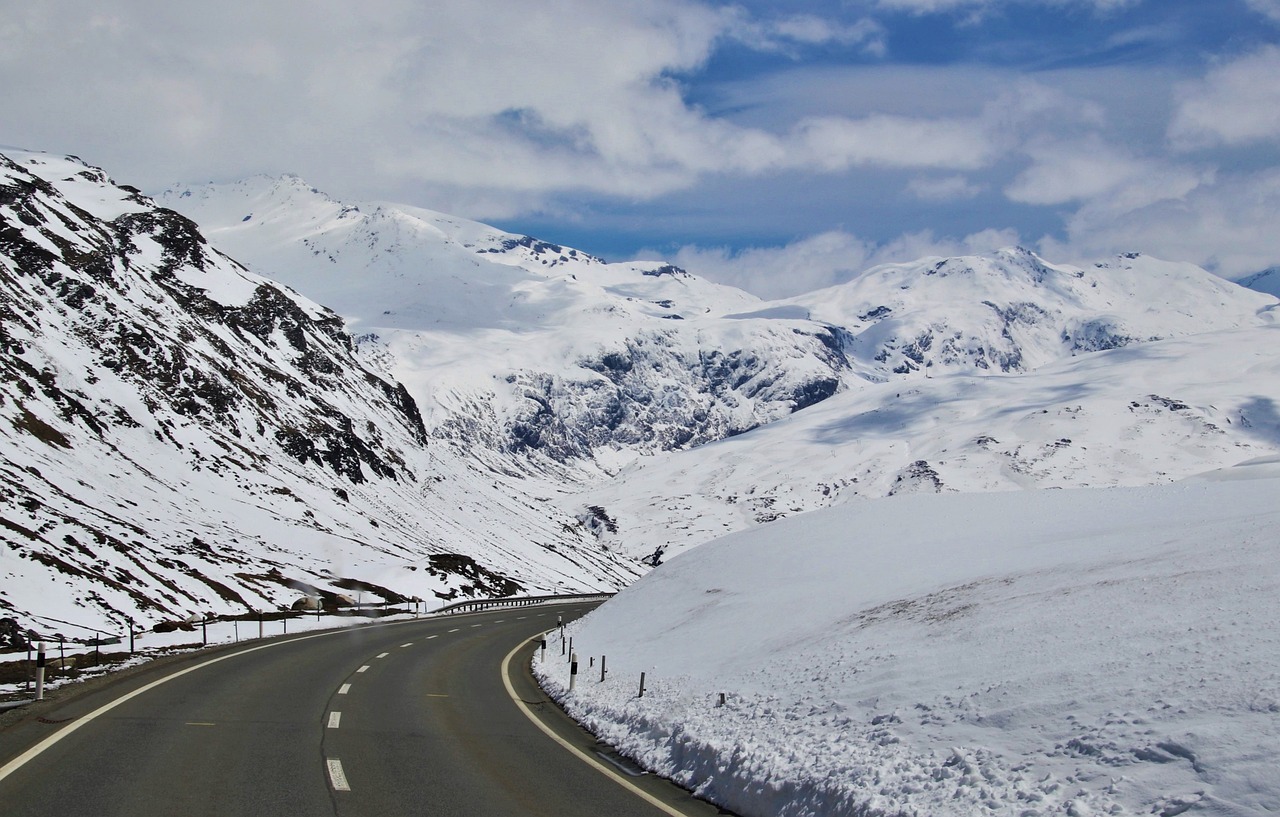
[0,150,639,635]
[539,469,1280,816]
[160,177,851,468]
[571,321,1280,562]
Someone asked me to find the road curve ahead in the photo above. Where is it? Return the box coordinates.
[0,604,727,816]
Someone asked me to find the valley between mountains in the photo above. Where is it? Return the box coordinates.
[2,148,1278,641]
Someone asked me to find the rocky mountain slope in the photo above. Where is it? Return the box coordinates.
[0,151,640,636]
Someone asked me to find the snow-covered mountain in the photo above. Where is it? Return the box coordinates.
[571,320,1280,562]
[786,248,1268,378]
[1239,265,1280,299]
[0,150,640,635]
[8,148,1278,636]
[159,177,852,469]
[160,173,1280,568]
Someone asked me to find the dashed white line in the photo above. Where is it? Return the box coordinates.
[338,683,352,695]
[426,634,438,640]
[327,758,351,792]
[516,616,527,620]
[376,652,390,659]
[495,619,505,623]
[357,665,370,673]
[328,711,342,729]
[470,624,483,628]
[400,643,413,648]
[447,628,460,633]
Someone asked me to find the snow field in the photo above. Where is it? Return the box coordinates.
[536,473,1280,816]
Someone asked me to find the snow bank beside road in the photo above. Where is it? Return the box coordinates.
[536,473,1280,816]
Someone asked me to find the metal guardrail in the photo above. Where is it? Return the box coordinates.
[434,592,615,616]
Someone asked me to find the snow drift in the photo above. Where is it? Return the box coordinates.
[538,468,1280,816]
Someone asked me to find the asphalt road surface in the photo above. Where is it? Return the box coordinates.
[0,604,729,816]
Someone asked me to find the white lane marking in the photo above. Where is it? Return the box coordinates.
[501,640,688,817]
[495,619,505,623]
[327,758,351,792]
[516,616,527,620]
[376,652,389,659]
[400,643,413,648]
[447,628,460,633]
[0,626,363,788]
[339,683,352,695]
[328,711,342,729]
[426,634,438,640]
[357,665,370,673]
[470,624,483,628]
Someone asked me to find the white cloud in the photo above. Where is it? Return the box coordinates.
[793,114,997,171]
[1005,136,1206,207]
[1041,168,1280,278]
[1169,46,1280,149]
[671,227,1022,298]
[0,0,987,220]
[871,0,1139,16]
[1244,0,1280,23]
[733,14,887,56]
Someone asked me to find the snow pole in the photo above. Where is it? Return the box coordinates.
[570,653,578,691]
[34,642,46,701]
[539,634,547,663]
[638,671,646,699]
[600,655,607,683]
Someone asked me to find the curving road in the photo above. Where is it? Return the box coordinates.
[0,604,727,816]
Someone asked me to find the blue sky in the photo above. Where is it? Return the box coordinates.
[3,0,1280,296]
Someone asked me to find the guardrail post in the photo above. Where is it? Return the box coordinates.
[34,642,46,701]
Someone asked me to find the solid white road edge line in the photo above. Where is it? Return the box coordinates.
[0,627,345,787]
[328,711,342,729]
[327,758,351,792]
[500,639,689,817]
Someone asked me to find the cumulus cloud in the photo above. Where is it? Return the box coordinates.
[671,226,1021,298]
[0,0,977,220]
[1040,168,1280,278]
[1169,46,1280,149]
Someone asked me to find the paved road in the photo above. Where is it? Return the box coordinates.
[0,604,727,816]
